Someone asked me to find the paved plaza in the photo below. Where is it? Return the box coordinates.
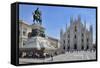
[19,51,96,64]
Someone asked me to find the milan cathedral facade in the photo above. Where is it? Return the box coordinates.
[60,16,93,52]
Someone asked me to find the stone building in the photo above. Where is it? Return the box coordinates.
[60,16,93,51]
[19,20,32,48]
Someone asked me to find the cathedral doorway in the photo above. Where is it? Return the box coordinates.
[67,45,70,51]
[86,45,89,50]
[81,45,84,50]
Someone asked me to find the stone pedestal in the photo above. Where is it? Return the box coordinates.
[31,23,45,37]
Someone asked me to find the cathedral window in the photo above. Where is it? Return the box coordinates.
[86,45,89,50]
[87,38,89,42]
[63,40,65,44]
[82,33,84,37]
[74,35,76,39]
[81,39,84,42]
[74,44,77,50]
[68,34,70,38]
[63,46,65,50]
[75,25,77,32]
[67,45,70,50]
[68,40,70,43]
[81,45,84,50]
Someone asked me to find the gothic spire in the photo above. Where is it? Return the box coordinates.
[84,20,86,28]
[78,15,81,22]
[60,28,63,35]
[90,25,93,33]
[70,16,73,24]
[66,24,67,31]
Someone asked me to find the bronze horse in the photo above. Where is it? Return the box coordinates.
[33,8,42,25]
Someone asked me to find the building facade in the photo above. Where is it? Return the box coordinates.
[60,16,93,51]
[19,20,32,48]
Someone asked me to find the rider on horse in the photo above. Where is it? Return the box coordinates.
[33,8,42,25]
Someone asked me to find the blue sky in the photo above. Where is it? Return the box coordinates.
[19,4,96,43]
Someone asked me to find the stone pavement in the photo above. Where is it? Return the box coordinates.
[19,51,96,64]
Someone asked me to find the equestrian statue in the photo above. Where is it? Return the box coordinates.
[32,8,42,25]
